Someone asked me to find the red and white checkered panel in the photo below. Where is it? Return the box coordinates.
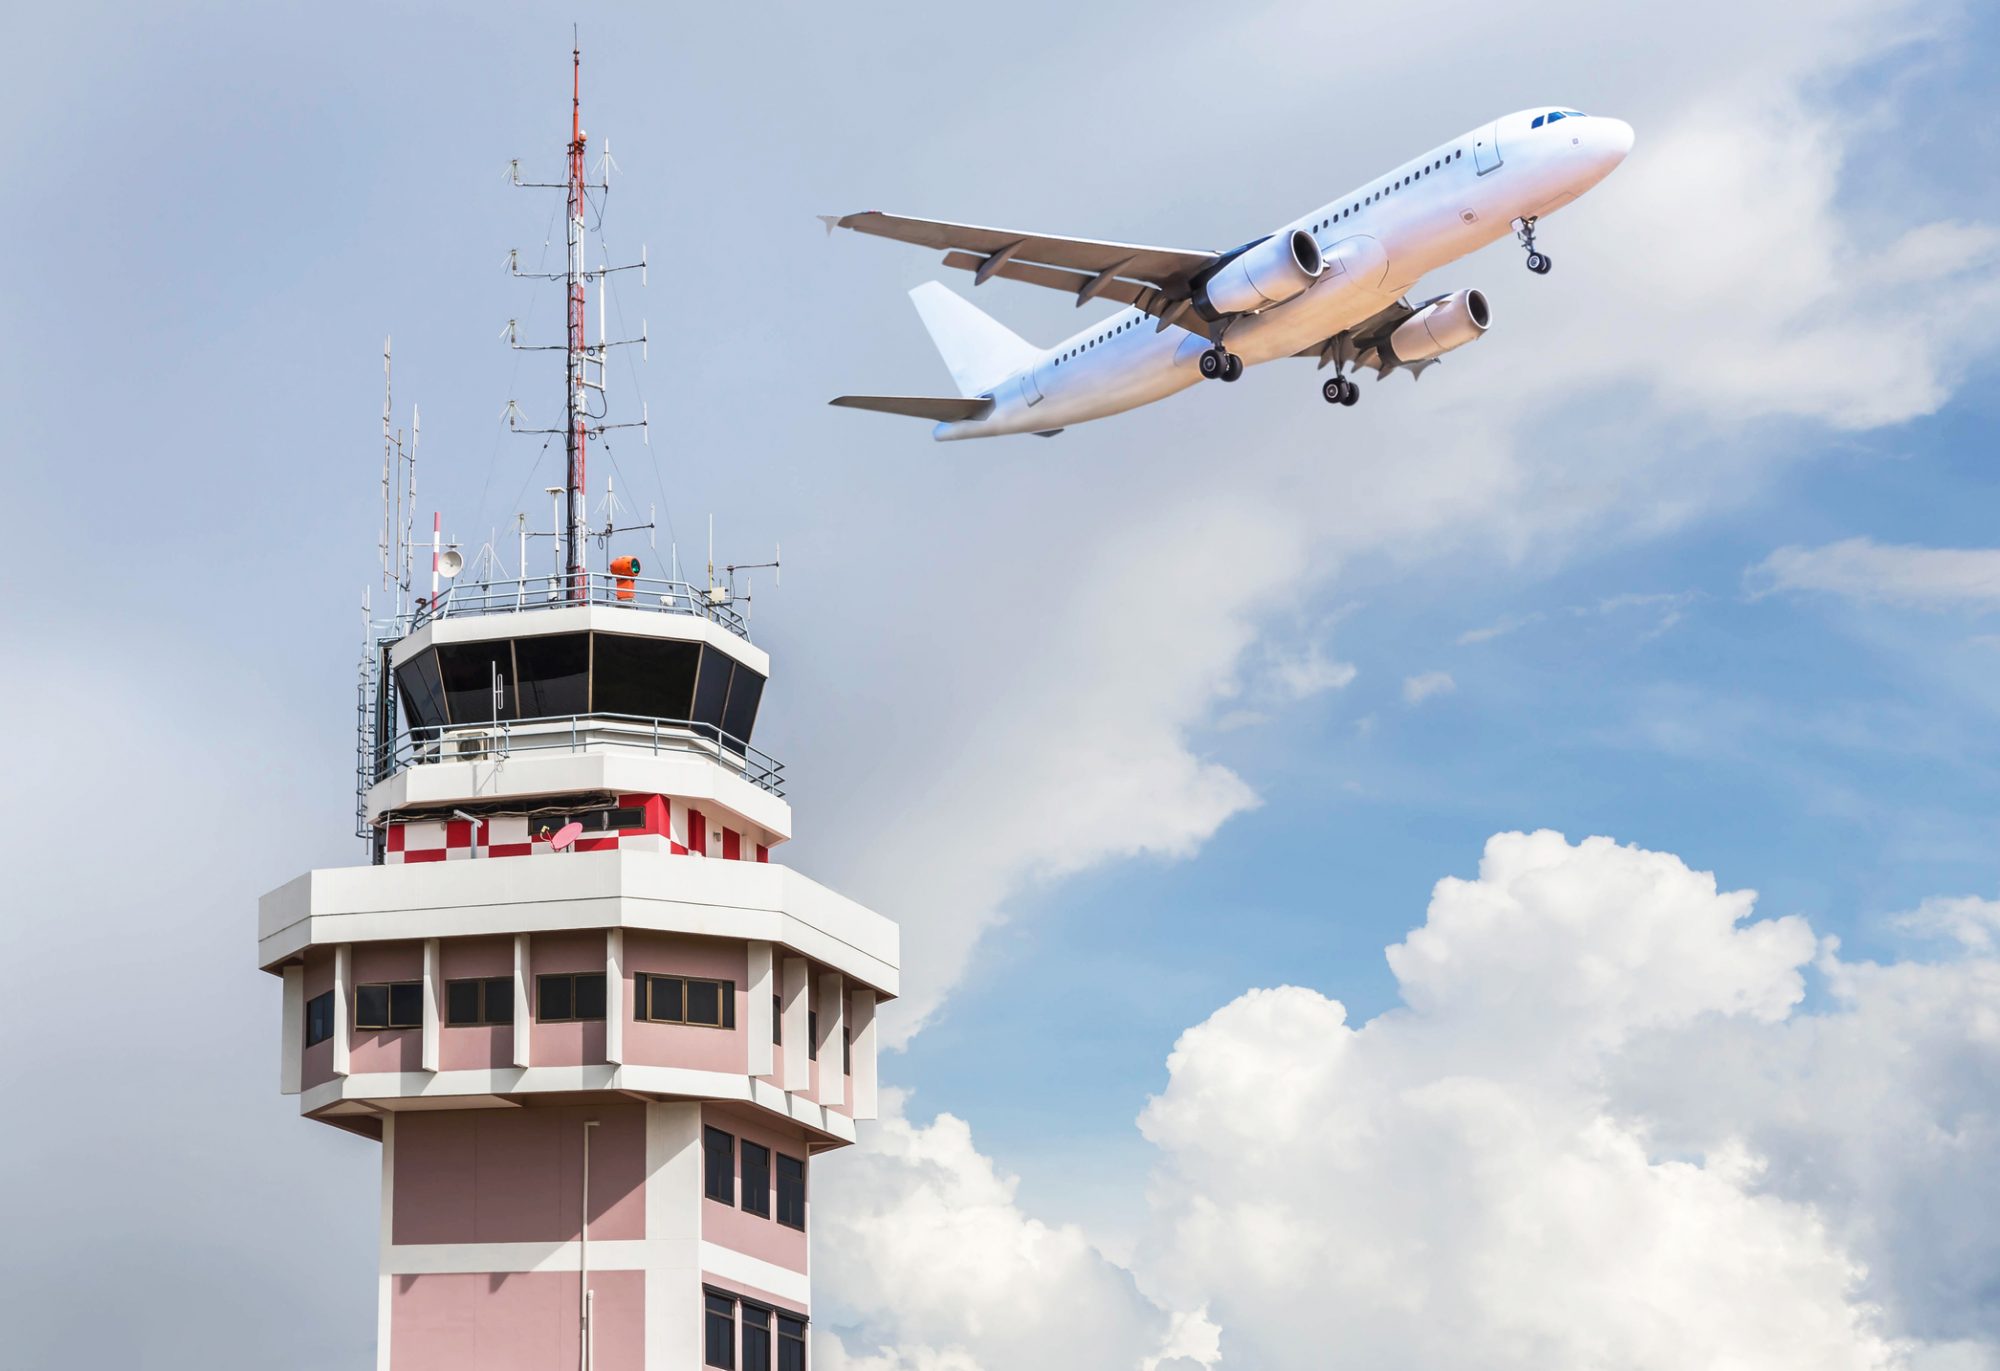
[383,794,773,866]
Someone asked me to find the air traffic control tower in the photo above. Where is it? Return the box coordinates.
[256,44,895,1371]
[257,569,896,1368]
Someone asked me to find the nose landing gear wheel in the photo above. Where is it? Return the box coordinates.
[1220,352,1244,382]
[1516,215,1552,275]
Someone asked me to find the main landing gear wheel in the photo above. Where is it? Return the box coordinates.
[1322,376,1359,406]
[1221,352,1244,383]
[1527,251,1552,275]
[1200,346,1243,381]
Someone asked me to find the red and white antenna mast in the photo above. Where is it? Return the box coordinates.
[506,32,649,602]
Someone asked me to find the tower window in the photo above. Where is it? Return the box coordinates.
[639,974,737,1029]
[741,1140,771,1218]
[776,1153,806,1230]
[304,990,334,1047]
[704,1125,735,1204]
[355,982,422,1031]
[705,1292,737,1368]
[446,976,513,1026]
[536,972,606,1022]
[742,1304,773,1371]
[778,1314,806,1371]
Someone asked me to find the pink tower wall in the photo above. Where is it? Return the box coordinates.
[391,1269,643,1371]
[393,1104,647,1244]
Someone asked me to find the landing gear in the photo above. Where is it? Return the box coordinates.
[1516,216,1552,274]
[1200,346,1244,381]
[1321,375,1359,406]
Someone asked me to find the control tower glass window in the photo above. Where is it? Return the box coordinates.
[436,642,518,725]
[513,633,589,717]
[593,633,698,719]
[722,669,765,745]
[395,650,447,731]
[692,649,734,731]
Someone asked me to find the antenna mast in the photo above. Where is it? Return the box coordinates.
[506,32,649,603]
[564,40,587,594]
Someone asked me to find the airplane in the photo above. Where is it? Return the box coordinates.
[825,106,1633,440]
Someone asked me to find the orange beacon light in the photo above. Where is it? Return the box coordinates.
[609,555,641,601]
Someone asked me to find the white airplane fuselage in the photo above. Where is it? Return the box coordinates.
[933,107,1633,439]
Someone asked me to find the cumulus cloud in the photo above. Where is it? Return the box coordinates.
[1402,670,1457,705]
[1747,538,2000,609]
[822,832,2000,1369]
[1135,832,2000,1370]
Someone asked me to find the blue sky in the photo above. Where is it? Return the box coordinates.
[4,3,2000,1368]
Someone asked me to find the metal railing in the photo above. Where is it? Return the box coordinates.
[406,572,750,639]
[371,711,786,796]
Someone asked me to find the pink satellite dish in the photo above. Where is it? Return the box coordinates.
[550,821,584,851]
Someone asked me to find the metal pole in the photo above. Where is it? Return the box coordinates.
[564,41,589,601]
[580,1117,598,1371]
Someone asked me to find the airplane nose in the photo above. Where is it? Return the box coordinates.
[1599,117,1635,162]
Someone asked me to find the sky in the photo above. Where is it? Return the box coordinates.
[2,2,1999,1367]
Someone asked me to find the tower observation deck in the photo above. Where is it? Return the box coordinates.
[257,46,895,1371]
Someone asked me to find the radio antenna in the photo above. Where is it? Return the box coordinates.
[505,33,648,600]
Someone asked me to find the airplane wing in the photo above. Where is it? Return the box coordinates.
[824,211,1219,328]
[1295,297,1438,379]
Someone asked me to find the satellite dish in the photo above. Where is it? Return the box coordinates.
[439,548,464,578]
[550,821,584,851]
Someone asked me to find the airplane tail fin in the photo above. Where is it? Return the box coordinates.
[909,281,1039,398]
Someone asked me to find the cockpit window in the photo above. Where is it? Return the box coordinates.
[1532,110,1587,129]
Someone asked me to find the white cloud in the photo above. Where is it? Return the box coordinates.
[1402,670,1457,705]
[827,832,2000,1369]
[811,1093,1216,1371]
[1133,831,2000,1369]
[1265,643,1358,701]
[1892,893,2000,951]
[1748,538,2000,609]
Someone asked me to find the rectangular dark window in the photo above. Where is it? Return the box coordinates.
[720,668,765,747]
[576,805,646,833]
[394,649,447,731]
[777,1314,806,1371]
[574,972,606,1021]
[704,1292,737,1369]
[537,972,607,1023]
[304,990,334,1047]
[772,994,782,1046]
[704,1126,735,1204]
[807,1010,818,1062]
[776,1153,806,1231]
[446,976,513,1026]
[538,973,572,1021]
[742,1304,772,1371]
[692,649,734,729]
[638,975,734,1028]
[355,982,421,1031]
[389,982,423,1028]
[741,1141,771,1218]
[646,974,685,1022]
[843,1026,851,1077]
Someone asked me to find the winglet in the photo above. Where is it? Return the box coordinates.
[818,214,841,237]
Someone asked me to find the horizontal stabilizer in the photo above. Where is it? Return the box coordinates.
[830,394,995,422]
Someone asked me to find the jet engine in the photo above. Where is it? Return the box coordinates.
[1380,289,1490,364]
[1199,230,1324,315]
